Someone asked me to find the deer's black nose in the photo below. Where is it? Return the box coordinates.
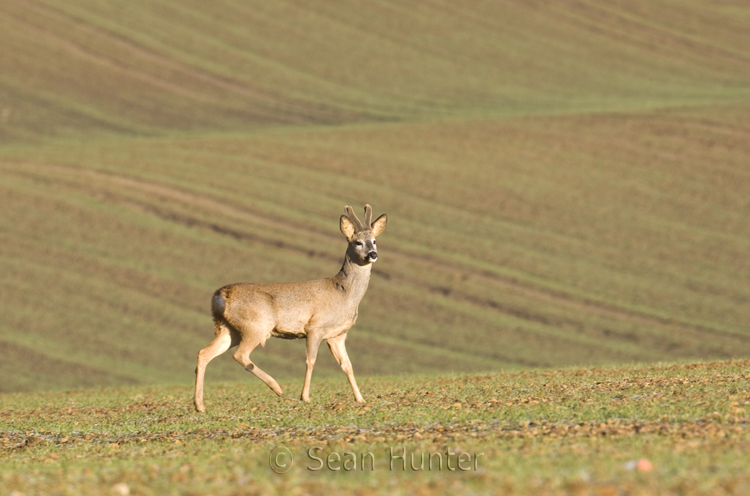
[367,252,378,261]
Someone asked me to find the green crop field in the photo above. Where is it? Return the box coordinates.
[2,360,750,495]
[1,0,750,493]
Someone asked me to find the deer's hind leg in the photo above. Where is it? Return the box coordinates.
[194,320,240,412]
[232,327,283,397]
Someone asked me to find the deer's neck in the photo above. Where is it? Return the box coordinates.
[333,254,372,304]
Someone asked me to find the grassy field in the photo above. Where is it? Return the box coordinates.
[2,360,750,495]
[2,0,748,141]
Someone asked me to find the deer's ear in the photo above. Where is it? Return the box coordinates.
[371,214,387,237]
[340,215,356,241]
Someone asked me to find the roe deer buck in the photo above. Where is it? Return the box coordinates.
[193,205,387,412]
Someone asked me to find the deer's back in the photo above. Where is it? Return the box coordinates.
[214,278,357,339]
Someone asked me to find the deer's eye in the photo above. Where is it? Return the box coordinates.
[355,241,363,247]
[372,240,376,245]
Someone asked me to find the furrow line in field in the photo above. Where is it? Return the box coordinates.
[0,10,234,110]
[0,1,346,126]
[7,0,379,126]
[554,0,750,68]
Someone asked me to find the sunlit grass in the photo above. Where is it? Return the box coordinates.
[2,360,750,494]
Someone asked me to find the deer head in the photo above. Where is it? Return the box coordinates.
[340,204,387,265]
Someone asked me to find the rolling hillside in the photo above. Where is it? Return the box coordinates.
[2,0,749,140]
[1,0,749,393]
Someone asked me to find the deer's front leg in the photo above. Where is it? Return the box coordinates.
[301,334,323,402]
[327,333,365,403]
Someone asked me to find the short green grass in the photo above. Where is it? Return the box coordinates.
[2,360,750,495]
